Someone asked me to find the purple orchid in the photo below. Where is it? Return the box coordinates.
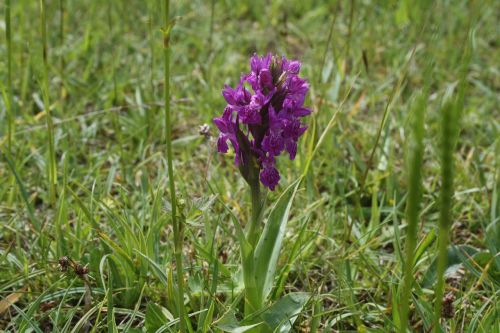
[213,53,311,190]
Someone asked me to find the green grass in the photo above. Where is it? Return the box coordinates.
[1,0,499,332]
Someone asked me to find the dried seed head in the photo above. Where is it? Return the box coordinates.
[442,292,456,319]
[74,264,89,276]
[198,123,211,138]
[59,256,70,271]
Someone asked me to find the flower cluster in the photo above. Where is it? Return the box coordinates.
[213,54,311,190]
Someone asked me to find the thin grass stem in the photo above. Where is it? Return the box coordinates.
[59,0,65,109]
[6,0,13,152]
[162,1,186,331]
[40,0,57,205]
[208,0,215,54]
[433,25,472,331]
[433,99,458,332]
[399,93,426,333]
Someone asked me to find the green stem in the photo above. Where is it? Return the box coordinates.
[6,0,13,152]
[247,182,262,248]
[433,100,457,332]
[243,181,263,319]
[433,225,450,330]
[399,94,426,333]
[208,0,215,54]
[147,3,155,136]
[162,1,186,332]
[344,0,355,62]
[40,0,57,206]
[59,0,65,108]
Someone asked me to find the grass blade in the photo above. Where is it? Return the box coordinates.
[3,152,41,232]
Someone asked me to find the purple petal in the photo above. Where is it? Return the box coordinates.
[259,68,274,90]
[249,93,264,110]
[245,72,259,91]
[260,166,280,191]
[213,117,228,133]
[217,135,229,153]
[285,140,297,160]
[268,106,284,131]
[287,76,309,98]
[222,85,238,105]
[239,106,261,125]
[287,61,301,74]
[292,107,312,117]
[250,53,262,73]
[262,132,285,156]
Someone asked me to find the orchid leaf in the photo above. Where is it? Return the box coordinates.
[259,292,310,332]
[145,303,173,332]
[216,293,309,333]
[215,310,262,332]
[253,178,301,305]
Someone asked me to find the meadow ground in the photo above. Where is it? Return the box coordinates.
[0,1,499,332]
